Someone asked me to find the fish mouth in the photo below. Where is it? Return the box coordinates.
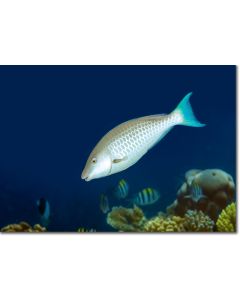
[81,172,91,182]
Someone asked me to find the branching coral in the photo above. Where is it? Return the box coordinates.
[107,205,146,232]
[143,215,185,232]
[183,210,214,232]
[216,202,236,232]
[1,221,46,232]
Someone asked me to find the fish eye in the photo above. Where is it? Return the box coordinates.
[92,158,97,164]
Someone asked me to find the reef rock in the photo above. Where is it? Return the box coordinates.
[174,169,235,221]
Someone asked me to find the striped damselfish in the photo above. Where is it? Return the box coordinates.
[114,179,129,200]
[132,188,160,206]
[184,181,208,202]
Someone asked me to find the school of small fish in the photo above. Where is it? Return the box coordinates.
[99,179,161,213]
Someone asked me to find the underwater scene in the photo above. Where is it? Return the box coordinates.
[0,66,236,233]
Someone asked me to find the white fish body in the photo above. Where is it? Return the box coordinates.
[81,93,205,181]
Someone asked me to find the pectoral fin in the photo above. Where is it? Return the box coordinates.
[113,156,127,164]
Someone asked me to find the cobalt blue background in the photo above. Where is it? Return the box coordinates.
[0,66,236,231]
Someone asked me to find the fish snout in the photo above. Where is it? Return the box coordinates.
[81,174,88,181]
[81,170,88,181]
[83,176,91,182]
[81,170,92,181]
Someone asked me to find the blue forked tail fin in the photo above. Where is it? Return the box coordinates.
[173,92,206,127]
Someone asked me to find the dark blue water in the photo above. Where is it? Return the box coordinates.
[0,66,236,231]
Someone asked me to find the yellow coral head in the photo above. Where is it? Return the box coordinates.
[216,202,236,232]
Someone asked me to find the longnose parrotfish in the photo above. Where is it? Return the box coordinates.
[132,188,160,206]
[81,92,205,181]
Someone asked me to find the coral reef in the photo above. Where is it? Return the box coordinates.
[183,210,214,232]
[107,205,146,232]
[107,201,217,232]
[143,210,214,232]
[216,202,236,232]
[1,221,46,232]
[174,169,235,221]
[144,215,185,232]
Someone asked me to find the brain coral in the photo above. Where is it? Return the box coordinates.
[1,221,46,232]
[183,210,214,232]
[175,169,235,221]
[107,205,146,232]
[143,215,185,232]
[216,202,236,232]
